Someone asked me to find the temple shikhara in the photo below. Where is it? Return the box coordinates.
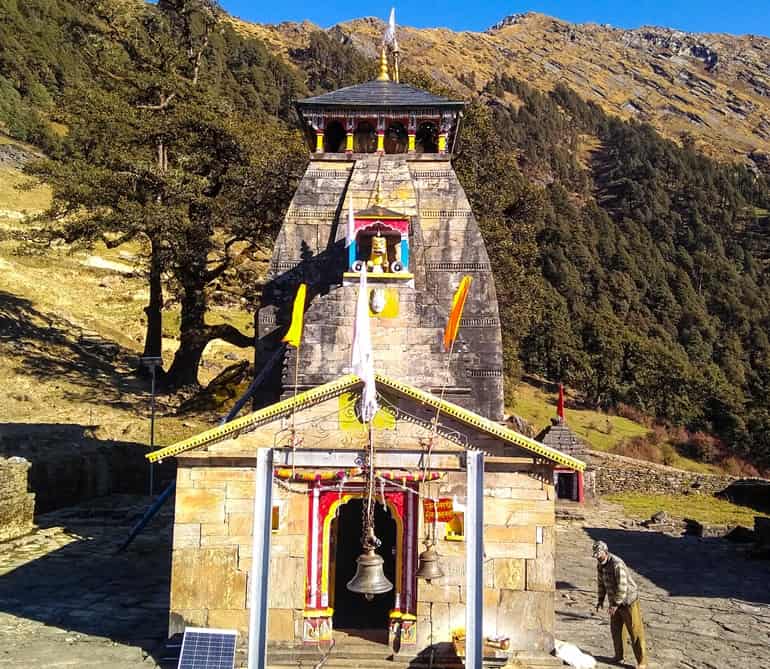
[148,26,585,669]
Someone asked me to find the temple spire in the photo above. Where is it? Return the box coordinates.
[557,383,565,423]
[376,45,390,81]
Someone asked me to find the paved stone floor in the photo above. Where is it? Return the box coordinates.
[555,503,770,669]
[0,495,171,668]
[1,497,769,667]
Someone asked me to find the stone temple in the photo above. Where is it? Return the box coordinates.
[148,48,584,668]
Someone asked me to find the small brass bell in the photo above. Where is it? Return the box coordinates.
[347,527,393,599]
[415,545,444,582]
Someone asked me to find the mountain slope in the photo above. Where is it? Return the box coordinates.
[239,12,770,165]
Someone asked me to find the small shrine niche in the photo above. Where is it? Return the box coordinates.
[345,206,412,284]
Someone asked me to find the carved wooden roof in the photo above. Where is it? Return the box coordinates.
[296,80,464,110]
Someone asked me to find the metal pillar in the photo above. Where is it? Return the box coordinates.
[248,448,274,669]
[465,450,484,668]
[140,355,162,496]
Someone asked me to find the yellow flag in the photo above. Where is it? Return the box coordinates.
[443,276,472,352]
[282,283,307,348]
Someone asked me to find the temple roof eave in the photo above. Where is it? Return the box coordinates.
[295,79,465,112]
[146,374,585,471]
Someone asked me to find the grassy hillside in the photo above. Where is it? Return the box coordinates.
[510,381,726,474]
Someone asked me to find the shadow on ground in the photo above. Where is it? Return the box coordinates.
[0,423,175,513]
[0,496,174,666]
[585,527,770,604]
[0,290,143,407]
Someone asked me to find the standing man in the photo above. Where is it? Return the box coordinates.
[593,540,647,668]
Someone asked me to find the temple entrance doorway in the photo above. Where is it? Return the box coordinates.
[332,498,396,631]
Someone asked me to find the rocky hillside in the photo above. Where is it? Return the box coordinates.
[235,12,770,166]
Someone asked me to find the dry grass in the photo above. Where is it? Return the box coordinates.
[605,492,769,527]
[0,167,51,215]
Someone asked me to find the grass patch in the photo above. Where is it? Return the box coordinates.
[511,382,648,451]
[605,492,769,527]
[0,166,51,213]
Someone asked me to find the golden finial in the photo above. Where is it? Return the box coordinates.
[376,45,390,81]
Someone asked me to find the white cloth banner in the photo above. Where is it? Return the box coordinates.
[384,8,398,49]
[351,266,378,422]
[346,197,355,248]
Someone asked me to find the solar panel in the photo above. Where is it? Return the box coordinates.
[177,627,237,669]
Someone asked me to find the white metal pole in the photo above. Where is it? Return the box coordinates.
[465,450,484,668]
[248,448,274,669]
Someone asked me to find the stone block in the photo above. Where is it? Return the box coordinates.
[201,534,252,548]
[195,468,255,482]
[268,608,297,641]
[227,481,255,499]
[171,547,247,610]
[173,523,201,549]
[497,590,554,649]
[170,608,208,633]
[201,522,229,537]
[536,526,554,561]
[268,556,305,609]
[228,512,254,537]
[494,558,525,590]
[226,498,253,514]
[525,557,554,592]
[507,488,549,501]
[416,601,450,646]
[176,488,226,524]
[208,608,249,632]
[271,534,306,558]
[286,493,308,534]
[483,498,552,526]
[176,468,194,489]
[417,582,461,604]
[484,542,536,559]
[484,525,536,544]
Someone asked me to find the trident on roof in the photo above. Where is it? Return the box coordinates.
[383,8,400,83]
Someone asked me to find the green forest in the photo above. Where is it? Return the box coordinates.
[1,0,769,469]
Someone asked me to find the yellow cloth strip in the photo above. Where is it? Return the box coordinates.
[375,373,586,471]
[282,283,306,348]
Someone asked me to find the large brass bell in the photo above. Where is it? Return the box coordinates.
[346,547,393,600]
[347,526,393,600]
[415,544,444,582]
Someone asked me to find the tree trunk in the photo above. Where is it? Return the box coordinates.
[141,238,164,361]
[165,277,254,389]
[166,279,207,388]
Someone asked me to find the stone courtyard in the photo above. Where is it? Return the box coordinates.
[0,496,768,668]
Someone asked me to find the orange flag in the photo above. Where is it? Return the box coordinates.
[282,283,307,348]
[443,276,472,352]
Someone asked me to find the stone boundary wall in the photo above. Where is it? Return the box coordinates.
[0,457,35,542]
[585,450,736,497]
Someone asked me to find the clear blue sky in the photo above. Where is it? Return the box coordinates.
[219,1,769,37]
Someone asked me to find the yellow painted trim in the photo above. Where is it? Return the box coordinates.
[343,272,414,280]
[146,374,361,462]
[321,494,403,610]
[374,374,587,471]
[303,608,334,618]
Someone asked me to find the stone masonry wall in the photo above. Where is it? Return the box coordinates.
[168,463,307,646]
[416,467,556,653]
[0,457,35,542]
[586,450,736,497]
